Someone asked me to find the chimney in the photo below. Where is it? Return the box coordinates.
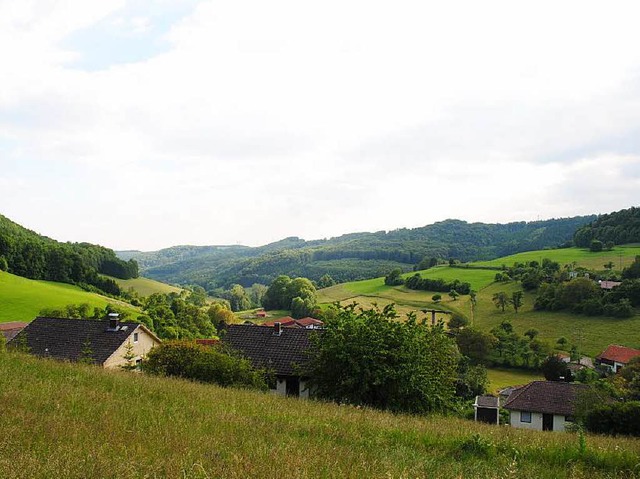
[108,312,120,331]
[274,322,282,336]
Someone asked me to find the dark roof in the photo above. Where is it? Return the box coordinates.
[9,317,141,365]
[503,381,589,416]
[474,395,500,408]
[222,324,319,376]
[596,345,640,364]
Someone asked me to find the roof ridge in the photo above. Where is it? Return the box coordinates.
[503,382,532,407]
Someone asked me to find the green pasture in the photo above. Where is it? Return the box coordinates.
[109,275,183,297]
[470,245,640,271]
[2,352,639,478]
[0,271,139,323]
[486,368,544,394]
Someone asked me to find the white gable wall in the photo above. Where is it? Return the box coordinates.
[509,411,569,432]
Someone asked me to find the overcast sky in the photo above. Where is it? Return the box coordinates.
[1,1,639,251]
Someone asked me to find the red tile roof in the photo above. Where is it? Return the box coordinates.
[0,322,28,331]
[596,345,640,364]
[295,317,324,327]
[262,317,296,327]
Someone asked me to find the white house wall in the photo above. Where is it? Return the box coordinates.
[509,411,568,432]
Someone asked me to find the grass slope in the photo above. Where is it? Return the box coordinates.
[318,246,640,356]
[1,353,639,479]
[471,244,640,270]
[0,271,139,323]
[109,275,183,297]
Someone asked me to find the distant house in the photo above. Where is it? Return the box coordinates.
[261,317,324,329]
[222,323,319,398]
[0,322,28,342]
[596,345,640,373]
[473,395,500,424]
[503,381,589,432]
[8,314,161,369]
[599,280,622,290]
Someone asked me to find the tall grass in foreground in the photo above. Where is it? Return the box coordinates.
[1,352,640,478]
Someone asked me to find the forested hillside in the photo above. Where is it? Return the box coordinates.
[0,214,138,296]
[574,206,640,247]
[123,216,595,290]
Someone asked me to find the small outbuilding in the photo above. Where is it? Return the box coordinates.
[473,395,500,424]
[596,344,640,373]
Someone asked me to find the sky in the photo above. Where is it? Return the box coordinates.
[1,0,640,251]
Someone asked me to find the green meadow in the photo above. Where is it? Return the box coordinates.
[109,275,184,297]
[471,244,640,271]
[1,352,639,479]
[317,246,640,356]
[0,271,139,324]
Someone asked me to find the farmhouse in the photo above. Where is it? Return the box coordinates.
[503,381,589,432]
[9,314,160,369]
[595,344,640,373]
[222,322,319,398]
[0,322,28,342]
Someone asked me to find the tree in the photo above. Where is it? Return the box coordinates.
[0,255,7,272]
[524,328,538,340]
[317,274,336,289]
[492,292,509,312]
[455,360,489,400]
[384,268,404,286]
[604,261,615,270]
[431,294,442,303]
[557,337,568,349]
[605,241,615,251]
[541,355,572,382]
[144,341,267,390]
[448,314,469,330]
[623,256,640,280]
[308,304,460,414]
[225,284,251,312]
[248,283,268,307]
[78,338,94,365]
[510,291,524,313]
[455,328,498,364]
[448,289,459,301]
[207,303,235,329]
[120,341,137,371]
[590,239,603,252]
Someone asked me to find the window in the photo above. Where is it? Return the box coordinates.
[133,332,139,343]
[520,411,532,423]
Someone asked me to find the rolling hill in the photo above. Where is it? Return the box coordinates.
[0,270,139,324]
[317,245,640,356]
[1,352,638,478]
[119,215,595,289]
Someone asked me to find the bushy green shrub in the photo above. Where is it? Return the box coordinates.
[144,340,268,390]
[585,401,640,436]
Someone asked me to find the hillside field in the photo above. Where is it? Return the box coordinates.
[1,352,639,479]
[0,271,139,324]
[470,244,640,270]
[317,246,640,356]
[109,275,184,297]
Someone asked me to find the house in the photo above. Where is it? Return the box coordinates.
[8,314,161,369]
[599,280,622,290]
[473,395,500,424]
[222,322,319,398]
[0,322,28,342]
[595,344,640,373]
[261,317,324,329]
[503,381,589,432]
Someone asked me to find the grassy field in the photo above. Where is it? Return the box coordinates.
[1,352,639,479]
[471,244,640,271]
[109,275,184,297]
[486,368,544,394]
[0,271,139,324]
[317,246,640,356]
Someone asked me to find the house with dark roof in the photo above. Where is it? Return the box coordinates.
[222,322,319,398]
[596,344,640,373]
[8,314,161,369]
[0,322,28,342]
[503,381,589,432]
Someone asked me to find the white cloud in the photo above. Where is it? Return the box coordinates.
[1,0,640,250]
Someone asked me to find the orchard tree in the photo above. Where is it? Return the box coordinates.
[432,294,442,303]
[308,303,459,414]
[510,291,524,313]
[492,291,509,312]
[448,289,459,301]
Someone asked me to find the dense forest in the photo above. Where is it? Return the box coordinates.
[121,216,595,290]
[574,206,640,247]
[0,214,138,295]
